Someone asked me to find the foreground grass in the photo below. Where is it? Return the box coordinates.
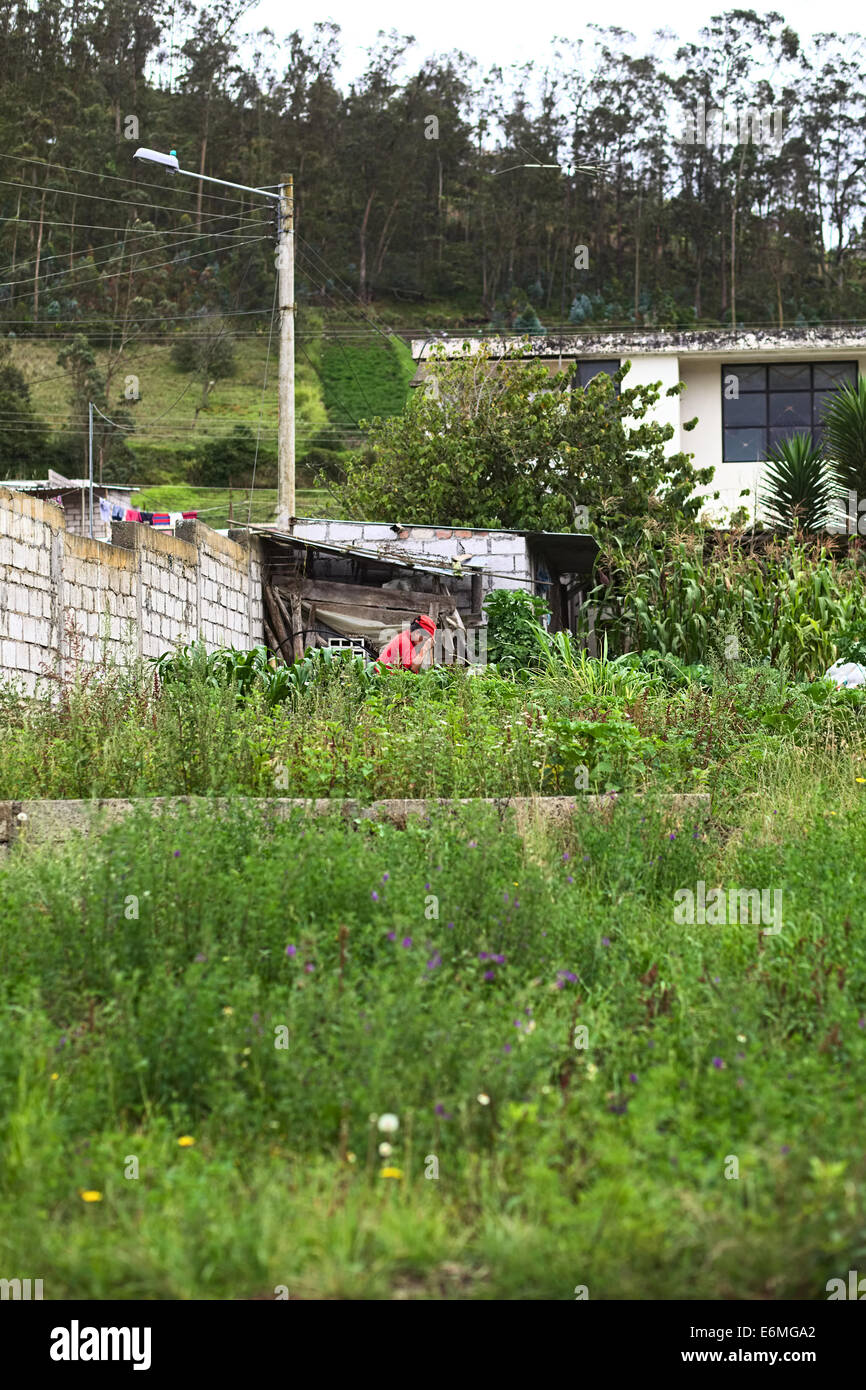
[1,770,864,1299]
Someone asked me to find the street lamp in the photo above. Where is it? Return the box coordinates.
[133,147,296,526]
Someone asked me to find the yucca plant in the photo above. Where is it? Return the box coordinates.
[759,432,836,531]
[822,377,866,496]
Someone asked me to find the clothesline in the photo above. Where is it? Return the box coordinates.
[99,498,198,527]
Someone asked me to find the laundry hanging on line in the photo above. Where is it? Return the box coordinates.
[124,509,142,522]
[111,503,125,521]
[98,498,113,522]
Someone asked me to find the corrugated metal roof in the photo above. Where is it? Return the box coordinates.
[244,523,468,576]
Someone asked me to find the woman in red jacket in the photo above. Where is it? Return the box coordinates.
[377,614,436,671]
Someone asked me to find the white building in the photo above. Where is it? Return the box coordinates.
[411,328,866,523]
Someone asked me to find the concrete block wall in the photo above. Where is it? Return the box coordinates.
[0,488,265,692]
[291,519,533,597]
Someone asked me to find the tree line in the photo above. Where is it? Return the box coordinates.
[0,5,865,336]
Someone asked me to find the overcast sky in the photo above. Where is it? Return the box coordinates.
[248,1,852,84]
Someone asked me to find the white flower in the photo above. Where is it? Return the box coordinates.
[378,1142,393,1157]
[586,1063,598,1081]
[377,1113,399,1134]
[477,1093,491,1106]
[16,812,27,823]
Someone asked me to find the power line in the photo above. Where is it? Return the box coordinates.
[0,216,270,290]
[0,173,249,220]
[0,151,253,206]
[0,234,267,308]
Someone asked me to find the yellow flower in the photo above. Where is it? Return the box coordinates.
[79,1190,102,1202]
[586,1063,599,1081]
[380,1166,403,1179]
[177,1135,195,1147]
[50,1072,59,1081]
[857,778,866,783]
[222,1007,233,1016]
[346,1152,357,1163]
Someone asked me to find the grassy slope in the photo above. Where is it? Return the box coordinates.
[11,322,415,493]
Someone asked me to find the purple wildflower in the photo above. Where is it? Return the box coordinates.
[478,951,489,960]
[468,840,478,848]
[712,1056,723,1069]
[447,922,455,929]
[629,1073,638,1083]
[173,850,181,858]
[567,876,574,884]
[381,872,389,883]
[781,1145,790,1154]
[304,962,315,973]
[668,831,676,841]
[601,936,610,947]
[493,954,506,964]
[563,852,570,862]
[371,890,379,902]
[387,931,396,941]
[483,970,495,981]
[426,952,442,971]
[285,944,297,957]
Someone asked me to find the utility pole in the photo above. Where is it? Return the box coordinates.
[88,400,94,539]
[277,176,295,527]
[132,149,294,530]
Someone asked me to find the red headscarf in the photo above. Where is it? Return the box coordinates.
[415,614,436,636]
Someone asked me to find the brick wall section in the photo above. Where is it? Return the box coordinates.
[291,520,533,596]
[0,488,264,692]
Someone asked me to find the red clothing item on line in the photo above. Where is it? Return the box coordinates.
[124,509,142,521]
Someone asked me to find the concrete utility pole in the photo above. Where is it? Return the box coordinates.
[132,148,295,527]
[277,176,295,527]
[88,400,94,539]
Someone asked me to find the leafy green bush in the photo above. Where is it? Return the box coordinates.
[483,588,550,673]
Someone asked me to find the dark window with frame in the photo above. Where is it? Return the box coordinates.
[722,361,857,462]
[572,359,620,393]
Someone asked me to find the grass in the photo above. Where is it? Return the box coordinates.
[319,335,416,424]
[2,651,865,801]
[1,770,865,1298]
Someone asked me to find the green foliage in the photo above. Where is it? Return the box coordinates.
[599,530,864,680]
[336,344,714,534]
[483,588,550,672]
[189,426,267,486]
[823,377,866,496]
[760,431,836,530]
[0,340,49,478]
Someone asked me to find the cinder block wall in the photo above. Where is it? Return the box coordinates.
[0,489,264,692]
[291,520,532,595]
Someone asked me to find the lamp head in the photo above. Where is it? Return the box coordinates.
[132,147,180,172]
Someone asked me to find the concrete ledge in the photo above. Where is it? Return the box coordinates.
[0,793,711,852]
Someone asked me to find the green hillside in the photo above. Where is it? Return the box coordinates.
[9,322,415,492]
